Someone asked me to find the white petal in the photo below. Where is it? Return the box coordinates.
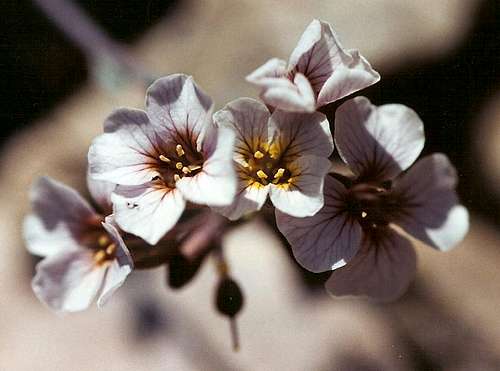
[112,183,185,245]
[96,260,132,308]
[145,74,214,152]
[101,221,134,268]
[176,127,236,206]
[88,108,161,185]
[276,175,362,272]
[289,19,379,105]
[269,155,331,217]
[393,154,469,251]
[86,168,115,213]
[24,177,97,257]
[325,229,416,302]
[258,75,316,112]
[270,109,333,159]
[246,58,288,82]
[335,97,424,181]
[214,97,270,155]
[32,250,105,313]
[216,180,270,221]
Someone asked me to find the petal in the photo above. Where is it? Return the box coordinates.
[96,260,132,308]
[246,58,288,82]
[176,127,237,206]
[325,229,417,302]
[289,19,379,105]
[32,249,105,312]
[24,177,97,257]
[270,109,333,159]
[276,175,362,273]
[145,74,214,152]
[335,97,424,181]
[86,168,116,213]
[269,155,331,217]
[88,108,161,185]
[214,97,270,156]
[216,179,270,221]
[392,154,469,251]
[258,74,316,112]
[111,183,186,245]
[101,220,134,268]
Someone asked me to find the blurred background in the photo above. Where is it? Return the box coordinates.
[1,0,500,370]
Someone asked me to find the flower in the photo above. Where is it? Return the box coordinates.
[88,74,236,245]
[246,19,380,112]
[276,97,469,301]
[213,98,333,219]
[23,176,133,313]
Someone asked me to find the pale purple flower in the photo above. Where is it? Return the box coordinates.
[88,74,236,245]
[276,97,469,301]
[213,98,333,219]
[23,176,133,313]
[247,19,380,112]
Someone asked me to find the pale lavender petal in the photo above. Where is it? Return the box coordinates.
[32,249,105,313]
[246,58,288,82]
[112,183,185,245]
[270,109,333,159]
[24,177,97,257]
[335,97,424,181]
[86,169,116,213]
[216,180,269,221]
[325,229,416,302]
[88,108,161,185]
[258,75,316,112]
[176,127,236,206]
[96,260,132,308]
[276,175,362,273]
[214,97,270,156]
[145,74,213,152]
[269,155,331,217]
[393,154,469,251]
[289,19,379,105]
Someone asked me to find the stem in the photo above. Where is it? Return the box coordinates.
[230,317,240,352]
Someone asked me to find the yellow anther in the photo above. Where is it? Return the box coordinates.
[93,250,107,264]
[174,174,181,182]
[287,177,294,184]
[176,144,185,157]
[361,211,368,218]
[182,166,191,174]
[176,162,183,170]
[274,168,285,179]
[98,235,109,247]
[106,243,116,255]
[254,150,264,159]
[256,170,268,180]
[159,155,171,163]
[188,164,202,171]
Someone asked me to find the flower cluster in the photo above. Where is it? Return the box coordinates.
[24,18,468,317]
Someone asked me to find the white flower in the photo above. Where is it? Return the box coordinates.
[88,74,237,244]
[23,176,133,313]
[214,98,333,219]
[246,19,380,112]
[276,97,469,301]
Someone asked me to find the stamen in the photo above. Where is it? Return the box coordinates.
[93,250,107,264]
[256,170,268,180]
[176,162,183,170]
[253,150,264,159]
[106,243,116,255]
[188,164,202,171]
[176,144,185,157]
[361,211,368,218]
[174,174,181,182]
[98,235,109,247]
[159,155,171,163]
[273,168,285,179]
[182,166,191,174]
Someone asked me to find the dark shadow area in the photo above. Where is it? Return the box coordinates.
[1,0,178,147]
